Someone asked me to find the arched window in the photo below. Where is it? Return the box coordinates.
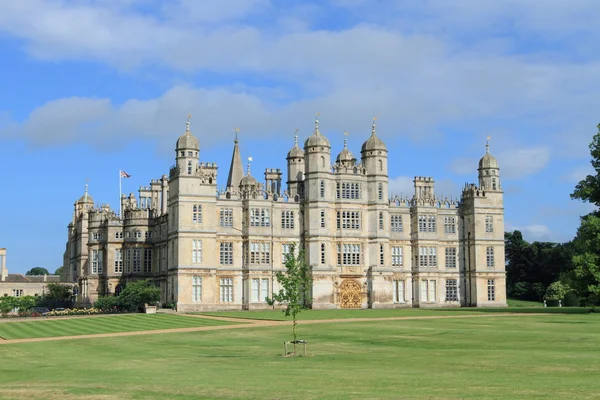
[378,183,383,200]
[320,180,325,198]
[320,156,325,168]
[379,212,384,230]
[378,159,383,172]
[187,161,192,175]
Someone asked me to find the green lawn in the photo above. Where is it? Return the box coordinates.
[198,305,592,321]
[507,298,544,307]
[0,314,237,340]
[0,314,598,399]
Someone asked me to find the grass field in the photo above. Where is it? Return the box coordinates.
[0,313,599,399]
[0,314,237,340]
[507,298,544,307]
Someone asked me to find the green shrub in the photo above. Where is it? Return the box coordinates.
[94,296,120,311]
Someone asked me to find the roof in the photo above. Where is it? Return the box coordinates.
[4,274,62,283]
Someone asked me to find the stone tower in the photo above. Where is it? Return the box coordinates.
[286,132,305,197]
[460,140,506,307]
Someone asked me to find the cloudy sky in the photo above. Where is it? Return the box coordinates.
[0,0,598,273]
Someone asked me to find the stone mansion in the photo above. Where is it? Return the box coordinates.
[63,116,507,310]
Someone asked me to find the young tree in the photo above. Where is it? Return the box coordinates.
[268,243,312,355]
[118,280,160,312]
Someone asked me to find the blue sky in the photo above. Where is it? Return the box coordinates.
[1,0,599,274]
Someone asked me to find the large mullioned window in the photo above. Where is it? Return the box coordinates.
[219,208,233,227]
[336,211,361,230]
[220,242,233,265]
[281,211,295,229]
[336,182,361,200]
[336,244,362,266]
[192,204,202,224]
[250,208,271,227]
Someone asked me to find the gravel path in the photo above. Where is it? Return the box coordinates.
[0,312,551,345]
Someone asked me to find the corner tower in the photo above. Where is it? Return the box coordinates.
[361,118,388,203]
[286,131,305,197]
[175,115,199,176]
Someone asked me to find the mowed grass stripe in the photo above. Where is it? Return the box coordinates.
[0,314,238,339]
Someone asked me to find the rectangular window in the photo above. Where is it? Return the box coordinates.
[132,248,141,273]
[249,242,271,265]
[252,278,259,302]
[251,208,271,227]
[390,215,403,232]
[219,208,233,227]
[321,243,326,265]
[418,215,427,232]
[192,239,202,263]
[379,213,384,230]
[114,249,123,273]
[445,279,458,302]
[379,245,384,266]
[391,246,403,267]
[485,216,493,233]
[320,210,326,228]
[115,232,123,239]
[487,279,495,301]
[336,243,362,266]
[320,180,325,198]
[220,242,233,265]
[192,276,202,302]
[261,278,269,302]
[428,280,437,302]
[143,248,152,273]
[91,249,103,274]
[251,278,269,302]
[486,246,494,268]
[444,217,456,234]
[393,280,405,302]
[419,247,437,267]
[421,280,428,302]
[445,247,457,268]
[192,204,202,224]
[125,248,131,273]
[281,211,295,229]
[92,232,103,240]
[427,215,436,232]
[220,277,233,303]
[282,243,291,264]
[336,211,361,230]
[12,289,23,297]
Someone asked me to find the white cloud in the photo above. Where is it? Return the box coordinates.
[507,223,554,242]
[561,165,594,183]
[497,147,551,179]
[388,175,460,199]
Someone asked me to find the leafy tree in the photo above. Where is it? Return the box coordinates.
[545,281,571,301]
[268,243,312,355]
[45,283,73,302]
[0,296,16,316]
[571,123,600,207]
[54,266,64,276]
[26,267,50,276]
[118,280,160,312]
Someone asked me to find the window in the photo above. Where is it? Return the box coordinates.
[421,280,437,302]
[132,248,141,272]
[187,161,192,174]
[427,215,436,232]
[251,278,270,302]
[320,210,326,228]
[250,242,271,265]
[486,247,494,268]
[390,215,403,232]
[192,240,202,263]
[391,246,403,267]
[220,243,233,265]
[379,212,384,230]
[379,245,384,266]
[115,232,123,239]
[418,247,437,267]
[92,232,103,240]
[114,249,123,273]
[281,211,295,229]
[91,249,103,274]
[12,289,23,297]
[143,248,152,272]
[445,247,457,268]
[492,178,497,190]
[485,216,493,233]
[336,243,362,266]
[282,243,292,263]
[321,243,326,265]
[393,280,405,302]
[487,279,495,301]
[336,182,361,200]
[445,280,458,302]
[220,208,233,227]
[134,231,142,239]
[220,277,233,303]
[378,183,383,200]
[188,151,193,157]
[336,211,361,230]
[250,208,270,227]
[320,180,325,198]
[418,216,427,232]
[192,204,202,224]
[125,248,131,273]
[444,217,456,234]
[192,276,202,302]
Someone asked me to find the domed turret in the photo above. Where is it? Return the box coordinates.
[304,114,331,173]
[304,116,330,149]
[336,134,356,166]
[176,116,199,151]
[479,144,499,169]
[478,138,501,191]
[174,114,199,176]
[77,183,94,204]
[240,157,258,188]
[287,132,305,159]
[361,119,387,153]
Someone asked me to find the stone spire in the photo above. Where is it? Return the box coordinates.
[226,128,244,191]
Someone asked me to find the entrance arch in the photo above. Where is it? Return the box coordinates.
[114,285,123,296]
[339,279,362,309]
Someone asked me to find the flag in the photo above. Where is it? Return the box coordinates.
[248,157,253,162]
[120,170,131,178]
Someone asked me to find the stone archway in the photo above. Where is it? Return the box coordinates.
[339,279,362,309]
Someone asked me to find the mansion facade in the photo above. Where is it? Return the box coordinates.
[63,117,507,310]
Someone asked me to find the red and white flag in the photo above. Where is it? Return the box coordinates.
[120,170,131,178]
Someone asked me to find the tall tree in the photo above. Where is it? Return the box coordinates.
[268,243,312,355]
[571,123,600,207]
[54,266,64,276]
[25,267,50,276]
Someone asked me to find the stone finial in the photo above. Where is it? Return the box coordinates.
[486,135,491,153]
[372,116,377,135]
[185,114,191,134]
[247,156,253,175]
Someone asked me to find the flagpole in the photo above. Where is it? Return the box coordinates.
[119,170,122,218]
